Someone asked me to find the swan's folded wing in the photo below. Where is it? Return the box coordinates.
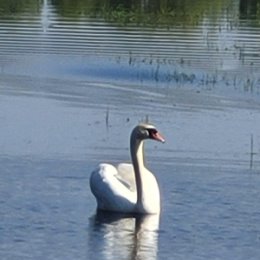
[90,163,136,212]
[116,163,136,192]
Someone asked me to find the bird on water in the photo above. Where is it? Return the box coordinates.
[90,123,165,214]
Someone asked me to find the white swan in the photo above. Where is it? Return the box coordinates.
[90,123,165,214]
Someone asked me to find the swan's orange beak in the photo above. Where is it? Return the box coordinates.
[152,131,165,143]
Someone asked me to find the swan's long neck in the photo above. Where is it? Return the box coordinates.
[130,130,160,214]
[130,137,145,206]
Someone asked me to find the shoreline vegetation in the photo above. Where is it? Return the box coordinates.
[0,0,259,93]
[0,0,260,26]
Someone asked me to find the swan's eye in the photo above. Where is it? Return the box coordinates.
[142,129,150,137]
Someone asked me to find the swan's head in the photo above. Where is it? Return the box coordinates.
[132,123,165,143]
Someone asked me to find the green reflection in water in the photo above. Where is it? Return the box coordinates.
[1,0,260,27]
[51,0,233,26]
[0,0,40,15]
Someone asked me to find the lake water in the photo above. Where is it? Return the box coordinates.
[0,0,260,259]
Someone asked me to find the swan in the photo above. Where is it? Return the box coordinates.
[90,123,165,214]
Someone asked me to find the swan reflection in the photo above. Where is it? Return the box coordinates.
[89,211,160,260]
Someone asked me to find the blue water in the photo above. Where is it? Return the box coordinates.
[1,0,260,259]
[1,157,260,260]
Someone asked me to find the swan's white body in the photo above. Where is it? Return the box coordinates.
[90,123,164,214]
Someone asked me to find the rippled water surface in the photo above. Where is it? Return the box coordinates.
[1,0,260,259]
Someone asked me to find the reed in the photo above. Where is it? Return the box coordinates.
[106,107,109,130]
[249,134,257,169]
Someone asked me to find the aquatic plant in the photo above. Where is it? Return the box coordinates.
[0,0,39,15]
[50,0,235,28]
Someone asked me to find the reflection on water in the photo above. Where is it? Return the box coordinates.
[2,0,260,23]
[89,211,159,260]
[0,0,259,92]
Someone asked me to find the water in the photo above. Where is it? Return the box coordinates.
[1,0,260,259]
[1,158,260,260]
